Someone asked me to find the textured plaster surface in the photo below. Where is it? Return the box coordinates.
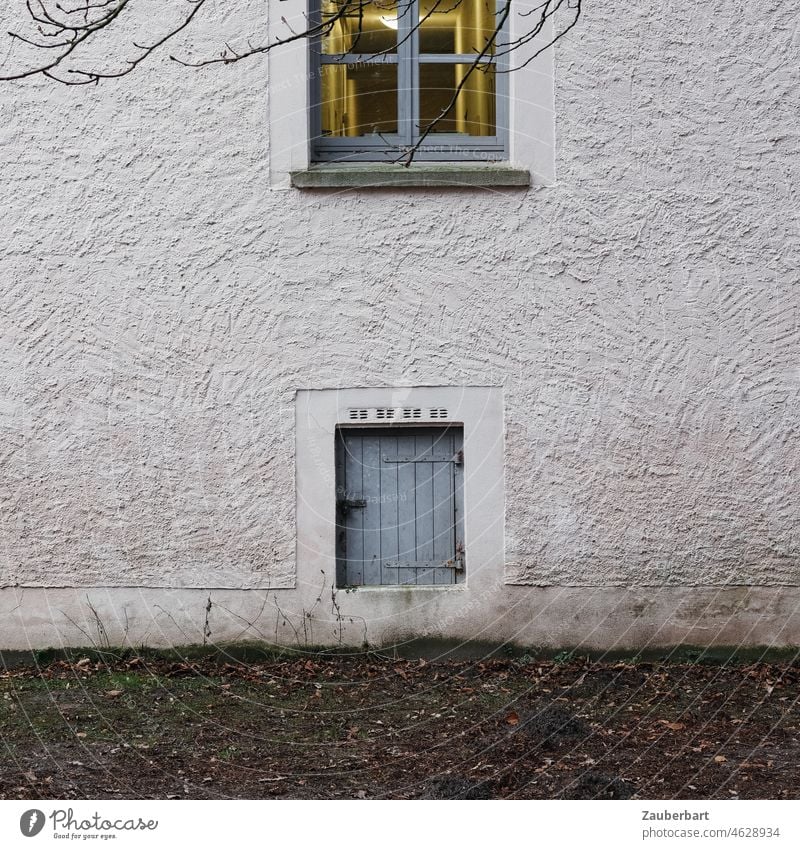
[0,0,798,623]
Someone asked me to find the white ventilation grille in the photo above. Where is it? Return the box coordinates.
[346,406,449,423]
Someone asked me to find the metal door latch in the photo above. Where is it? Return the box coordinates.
[337,498,367,515]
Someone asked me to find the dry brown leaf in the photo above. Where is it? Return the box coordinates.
[714,755,727,763]
[659,720,686,731]
[505,710,520,726]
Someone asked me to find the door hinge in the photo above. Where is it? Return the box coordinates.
[451,541,466,572]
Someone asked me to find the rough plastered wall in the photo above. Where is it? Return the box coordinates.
[0,0,797,612]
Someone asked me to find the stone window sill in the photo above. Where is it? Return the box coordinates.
[290,163,530,189]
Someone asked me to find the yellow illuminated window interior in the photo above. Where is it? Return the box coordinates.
[318,0,499,141]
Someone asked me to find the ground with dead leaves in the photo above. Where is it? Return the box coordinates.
[1,654,798,799]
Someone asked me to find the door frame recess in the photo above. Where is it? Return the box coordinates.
[295,386,504,594]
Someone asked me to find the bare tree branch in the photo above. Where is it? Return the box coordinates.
[1,0,209,84]
[3,0,132,82]
[1,0,581,157]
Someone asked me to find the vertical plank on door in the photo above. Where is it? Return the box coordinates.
[335,433,347,588]
[414,431,435,585]
[342,432,364,586]
[396,431,417,586]
[452,428,465,586]
[432,428,455,584]
[361,434,382,586]
[380,433,400,585]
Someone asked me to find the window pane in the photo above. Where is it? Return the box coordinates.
[419,63,496,136]
[321,0,399,55]
[320,64,399,137]
[419,0,497,55]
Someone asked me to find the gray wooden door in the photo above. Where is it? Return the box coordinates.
[335,426,465,586]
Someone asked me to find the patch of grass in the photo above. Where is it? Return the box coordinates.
[218,745,239,761]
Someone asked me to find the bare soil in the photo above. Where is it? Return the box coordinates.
[2,654,799,800]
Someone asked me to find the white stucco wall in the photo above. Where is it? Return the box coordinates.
[0,0,797,648]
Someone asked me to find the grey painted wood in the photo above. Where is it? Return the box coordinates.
[453,441,466,578]
[414,431,435,584]
[334,436,347,586]
[380,435,400,586]
[396,431,418,586]
[361,436,382,586]
[336,427,464,587]
[432,440,455,585]
[342,434,364,586]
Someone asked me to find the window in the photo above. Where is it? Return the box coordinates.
[335,425,465,586]
[310,0,508,162]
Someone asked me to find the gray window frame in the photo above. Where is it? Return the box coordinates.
[309,0,509,162]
